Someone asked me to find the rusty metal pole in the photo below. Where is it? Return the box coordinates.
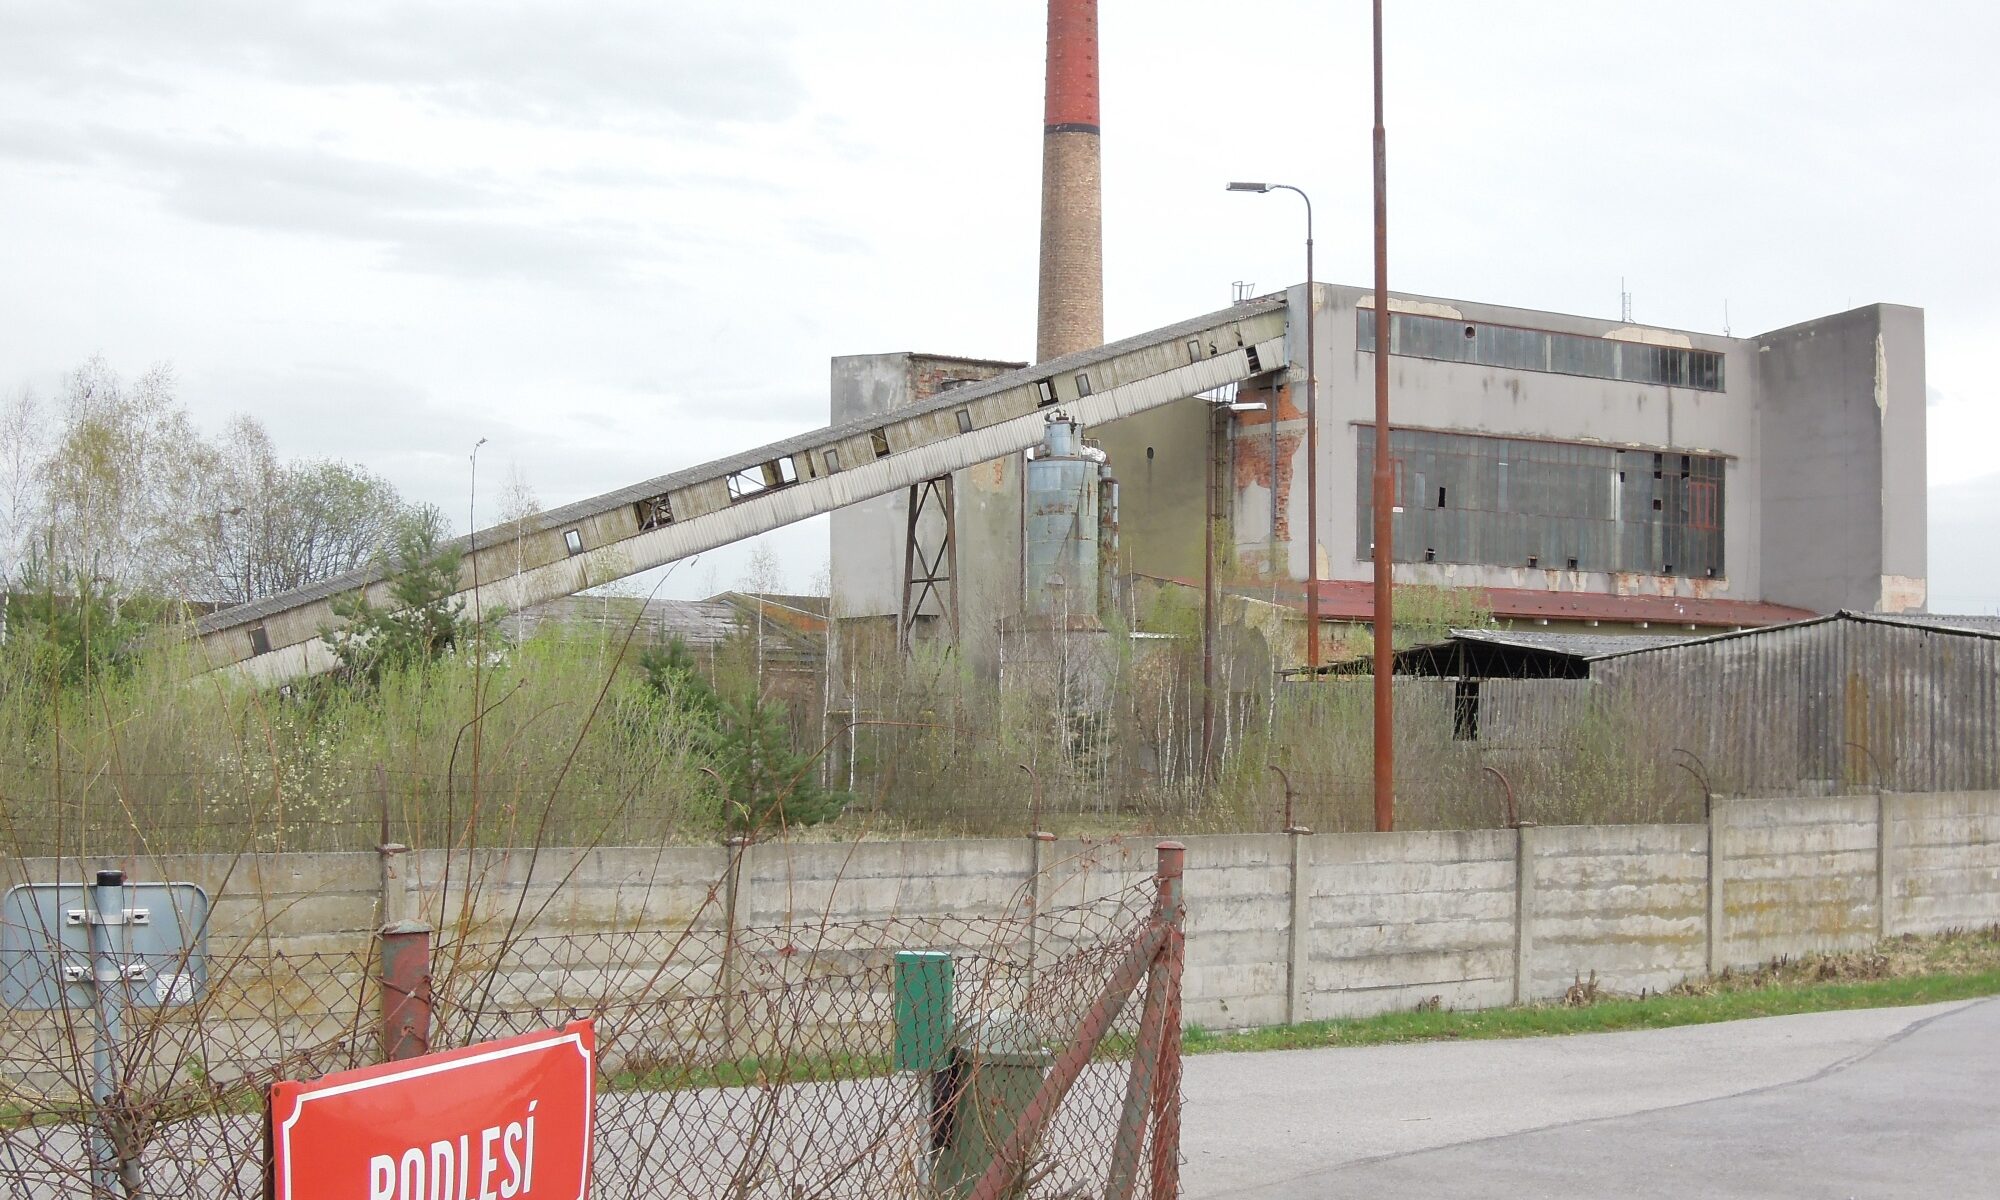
[1201,408,1217,779]
[1369,0,1396,833]
[1147,841,1186,1200]
[378,920,433,1062]
[1302,198,1319,674]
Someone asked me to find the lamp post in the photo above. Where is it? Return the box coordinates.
[1370,0,1395,832]
[1226,181,1319,673]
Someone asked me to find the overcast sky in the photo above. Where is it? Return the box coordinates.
[3,2,1995,610]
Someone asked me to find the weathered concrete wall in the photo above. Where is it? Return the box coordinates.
[14,791,1999,1041]
[1719,796,1882,966]
[1305,829,1518,1019]
[827,352,1026,676]
[1528,823,1707,998]
[0,849,382,959]
[1755,303,1927,613]
[1890,791,2000,933]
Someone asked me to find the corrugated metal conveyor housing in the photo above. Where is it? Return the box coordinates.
[195,299,1290,685]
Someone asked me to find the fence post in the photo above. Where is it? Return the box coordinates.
[86,869,139,1197]
[1148,841,1186,1200]
[1285,826,1312,1024]
[722,835,750,1056]
[1028,831,1055,980]
[1878,791,1896,939]
[1104,841,1187,1200]
[377,920,433,1061]
[378,841,413,928]
[1513,823,1537,1005]
[1706,800,1728,976]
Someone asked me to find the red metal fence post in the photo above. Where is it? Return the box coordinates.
[378,920,433,1062]
[1148,841,1186,1199]
[967,925,1169,1200]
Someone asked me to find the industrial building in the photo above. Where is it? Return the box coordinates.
[1383,612,2000,797]
[825,0,1928,684]
[194,0,1931,708]
[829,288,1928,673]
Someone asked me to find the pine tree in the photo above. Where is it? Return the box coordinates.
[323,517,490,683]
[712,694,850,834]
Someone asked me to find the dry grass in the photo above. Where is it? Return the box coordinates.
[1670,926,2000,996]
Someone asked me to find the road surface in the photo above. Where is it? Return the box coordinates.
[1182,997,1998,1198]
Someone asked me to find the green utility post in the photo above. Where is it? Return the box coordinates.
[897,950,959,1194]
[894,950,955,1072]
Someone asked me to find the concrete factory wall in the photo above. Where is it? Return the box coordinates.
[1755,303,1927,614]
[1311,282,1768,603]
[1219,285,1926,617]
[11,792,1997,1038]
[828,351,1026,675]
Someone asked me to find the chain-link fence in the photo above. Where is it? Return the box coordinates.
[1,843,1186,1198]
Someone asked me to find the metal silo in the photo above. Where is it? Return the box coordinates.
[1024,414,1101,622]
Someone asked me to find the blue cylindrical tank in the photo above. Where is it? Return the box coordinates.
[1024,415,1101,621]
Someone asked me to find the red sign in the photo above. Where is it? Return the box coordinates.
[270,1021,594,1200]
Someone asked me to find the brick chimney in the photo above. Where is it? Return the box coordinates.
[1036,0,1104,362]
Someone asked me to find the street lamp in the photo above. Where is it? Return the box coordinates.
[1370,0,1395,833]
[1226,181,1321,673]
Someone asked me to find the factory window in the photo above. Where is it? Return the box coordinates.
[726,457,799,502]
[1186,339,1202,362]
[823,448,841,474]
[1074,373,1092,397]
[563,529,584,555]
[634,493,674,530]
[871,430,891,459]
[1452,680,1480,741]
[1358,310,1725,392]
[1357,427,1726,579]
[1690,481,1719,530]
[1036,379,1057,407]
[955,408,974,434]
[248,625,271,656]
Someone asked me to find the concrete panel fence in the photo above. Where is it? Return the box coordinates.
[6,792,1998,1037]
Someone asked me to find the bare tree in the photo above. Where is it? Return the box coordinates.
[36,357,199,590]
[496,462,541,582]
[738,542,787,694]
[13,357,427,608]
[0,385,47,588]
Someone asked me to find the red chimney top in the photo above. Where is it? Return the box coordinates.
[1044,0,1100,133]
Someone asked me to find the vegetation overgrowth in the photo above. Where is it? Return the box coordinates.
[0,565,1699,857]
[0,357,1699,856]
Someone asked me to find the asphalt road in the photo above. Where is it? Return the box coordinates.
[1182,997,1999,1199]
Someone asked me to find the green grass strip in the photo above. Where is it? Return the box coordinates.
[1183,967,2000,1056]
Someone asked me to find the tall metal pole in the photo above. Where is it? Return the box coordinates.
[1302,201,1319,672]
[88,869,131,1196]
[1200,407,1216,780]
[1370,0,1395,832]
[1224,182,1317,671]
